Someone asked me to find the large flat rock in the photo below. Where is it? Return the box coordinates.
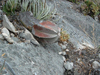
[49,0,100,49]
[0,43,64,75]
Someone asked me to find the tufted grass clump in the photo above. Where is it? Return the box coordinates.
[59,28,69,42]
[3,0,19,15]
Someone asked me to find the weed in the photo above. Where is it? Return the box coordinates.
[59,28,69,42]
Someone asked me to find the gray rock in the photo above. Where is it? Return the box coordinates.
[64,61,74,70]
[0,34,4,40]
[3,15,18,33]
[98,53,100,58]
[92,61,100,69]
[11,36,20,42]
[59,51,66,55]
[0,43,64,75]
[10,33,15,37]
[19,28,40,45]
[51,0,100,49]
[2,33,14,43]
[0,9,3,20]
[1,27,10,36]
[61,44,66,50]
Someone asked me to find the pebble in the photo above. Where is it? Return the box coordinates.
[10,33,15,37]
[2,33,14,43]
[59,51,66,55]
[98,53,100,58]
[61,44,66,50]
[64,61,74,70]
[1,27,10,36]
[92,61,100,69]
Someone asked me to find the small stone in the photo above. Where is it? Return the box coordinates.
[3,15,18,33]
[61,44,66,50]
[0,10,3,20]
[2,33,14,43]
[64,62,74,70]
[59,51,66,55]
[66,49,69,52]
[62,56,66,62]
[1,27,10,36]
[10,33,15,37]
[92,61,100,69]
[98,53,100,58]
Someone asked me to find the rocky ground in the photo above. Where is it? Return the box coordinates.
[0,0,100,75]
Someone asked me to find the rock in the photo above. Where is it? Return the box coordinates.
[0,43,64,75]
[64,61,74,70]
[0,59,16,75]
[3,15,18,33]
[52,0,100,49]
[0,10,3,20]
[10,33,15,37]
[1,27,10,36]
[2,33,14,43]
[19,12,60,44]
[98,53,100,58]
[61,44,66,50]
[11,36,20,42]
[0,34,4,40]
[19,28,40,45]
[59,51,66,55]
[0,24,2,27]
[92,61,100,69]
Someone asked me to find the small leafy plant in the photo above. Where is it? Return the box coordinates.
[59,28,69,42]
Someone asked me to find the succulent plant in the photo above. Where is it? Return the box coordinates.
[19,0,31,12]
[30,0,56,20]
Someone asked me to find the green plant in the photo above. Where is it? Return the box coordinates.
[3,0,18,15]
[59,28,69,42]
[19,0,31,12]
[81,0,100,18]
[30,0,56,20]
